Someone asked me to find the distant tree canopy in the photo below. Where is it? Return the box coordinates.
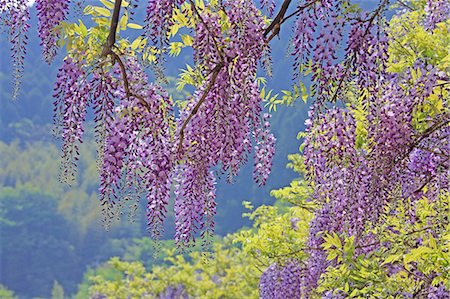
[1,0,449,297]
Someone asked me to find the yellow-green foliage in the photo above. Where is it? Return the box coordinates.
[0,285,17,299]
[387,3,450,73]
[84,154,315,298]
[387,1,449,133]
[59,0,158,64]
[233,153,314,269]
[317,192,450,298]
[234,203,312,270]
[87,240,260,298]
[314,6,450,297]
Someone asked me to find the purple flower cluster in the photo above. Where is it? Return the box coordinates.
[48,0,277,247]
[321,290,346,299]
[53,56,175,234]
[182,0,274,179]
[157,284,189,299]
[1,0,30,99]
[259,260,303,299]
[145,0,184,46]
[98,58,174,234]
[292,8,316,73]
[292,0,390,108]
[298,60,449,294]
[427,283,450,299]
[170,0,276,247]
[173,165,216,249]
[409,149,441,176]
[53,58,90,184]
[290,2,449,291]
[36,0,69,63]
[347,14,389,93]
[91,71,116,165]
[253,113,276,185]
[259,0,275,16]
[424,0,450,30]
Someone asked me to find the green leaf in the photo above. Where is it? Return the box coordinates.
[119,14,128,30]
[128,23,143,30]
[92,6,111,17]
[131,37,143,50]
[99,0,114,9]
[382,254,402,265]
[180,34,193,46]
[300,82,308,103]
[78,21,88,37]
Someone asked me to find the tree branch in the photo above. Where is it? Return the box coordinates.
[188,0,224,62]
[178,62,224,153]
[112,52,152,112]
[102,0,122,56]
[264,0,292,38]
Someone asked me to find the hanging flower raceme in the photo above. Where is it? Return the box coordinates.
[145,0,185,46]
[259,0,275,16]
[35,0,69,63]
[91,71,116,165]
[259,260,303,299]
[180,0,274,178]
[172,0,275,247]
[346,12,389,95]
[0,0,30,99]
[173,164,216,250]
[98,58,174,233]
[424,0,450,30]
[53,58,91,184]
[298,60,449,296]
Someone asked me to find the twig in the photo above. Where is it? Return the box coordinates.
[281,0,318,25]
[188,0,224,62]
[178,62,224,153]
[396,0,414,11]
[112,52,152,112]
[409,115,449,155]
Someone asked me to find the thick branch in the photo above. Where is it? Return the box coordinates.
[102,0,122,56]
[263,0,292,38]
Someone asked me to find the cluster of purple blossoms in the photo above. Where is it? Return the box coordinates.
[424,0,450,30]
[145,0,184,46]
[293,0,390,108]
[173,165,216,249]
[35,0,69,63]
[98,58,174,234]
[259,260,303,299]
[299,62,449,295]
[46,0,277,250]
[321,290,346,299]
[259,0,275,16]
[156,284,189,299]
[91,71,116,164]
[53,56,175,235]
[53,58,90,184]
[253,113,276,185]
[172,0,275,247]
[427,283,450,299]
[409,149,441,177]
[0,0,30,99]
[284,0,449,295]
